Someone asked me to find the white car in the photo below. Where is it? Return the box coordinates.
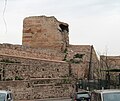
[71,91,90,101]
[91,89,120,101]
[0,90,13,101]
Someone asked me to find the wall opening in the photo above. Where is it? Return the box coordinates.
[59,24,69,33]
[0,74,2,81]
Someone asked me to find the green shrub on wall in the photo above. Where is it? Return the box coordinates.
[15,76,23,80]
[73,53,84,59]
[62,50,85,64]
[69,53,85,64]
[6,78,13,81]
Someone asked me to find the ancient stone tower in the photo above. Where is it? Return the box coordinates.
[22,16,69,52]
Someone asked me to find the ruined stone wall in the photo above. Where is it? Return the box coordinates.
[0,55,74,100]
[23,16,69,52]
[67,45,98,62]
[0,55,69,80]
[0,79,73,100]
[66,45,99,79]
[0,44,99,80]
[0,15,101,100]
[0,44,64,61]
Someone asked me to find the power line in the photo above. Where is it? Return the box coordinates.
[3,0,7,34]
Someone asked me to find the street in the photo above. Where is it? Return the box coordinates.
[52,99,71,101]
[36,98,71,101]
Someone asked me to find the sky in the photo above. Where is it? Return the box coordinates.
[0,0,120,56]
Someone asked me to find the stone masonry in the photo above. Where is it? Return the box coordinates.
[0,16,100,101]
[0,55,73,100]
[0,55,70,80]
[67,45,99,79]
[0,43,65,61]
[23,16,69,52]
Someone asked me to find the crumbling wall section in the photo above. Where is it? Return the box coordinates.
[23,16,69,52]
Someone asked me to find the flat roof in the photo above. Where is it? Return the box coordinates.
[93,89,120,94]
[0,90,12,94]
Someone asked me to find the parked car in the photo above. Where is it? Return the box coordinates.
[91,89,120,101]
[71,91,90,101]
[0,90,13,101]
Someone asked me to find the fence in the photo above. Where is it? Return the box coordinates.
[76,78,120,91]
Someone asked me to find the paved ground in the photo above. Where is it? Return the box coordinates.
[51,99,71,101]
[18,98,71,101]
[36,98,71,101]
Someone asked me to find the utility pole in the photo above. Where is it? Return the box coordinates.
[88,45,93,80]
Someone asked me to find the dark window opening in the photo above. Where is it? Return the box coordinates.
[48,76,51,78]
[56,69,59,72]
[42,68,45,71]
[59,24,69,33]
[16,70,18,73]
[0,74,1,81]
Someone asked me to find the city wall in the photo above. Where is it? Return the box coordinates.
[0,44,64,61]
[0,79,73,100]
[0,55,70,80]
[0,16,100,100]
[0,55,74,100]
[66,45,99,79]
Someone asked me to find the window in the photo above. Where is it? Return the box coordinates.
[103,92,120,101]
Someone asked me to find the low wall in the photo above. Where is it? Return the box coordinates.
[0,79,73,100]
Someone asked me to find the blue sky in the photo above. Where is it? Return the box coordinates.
[0,0,120,56]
